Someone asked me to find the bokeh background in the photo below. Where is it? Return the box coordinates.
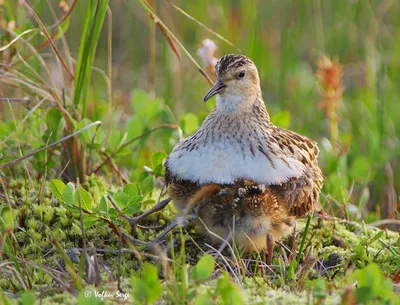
[1,0,400,226]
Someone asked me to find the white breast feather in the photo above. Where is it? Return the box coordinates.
[167,138,305,185]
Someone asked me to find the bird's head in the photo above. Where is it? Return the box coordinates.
[204,54,261,114]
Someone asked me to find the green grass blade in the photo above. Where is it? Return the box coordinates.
[296,214,312,263]
[72,0,110,118]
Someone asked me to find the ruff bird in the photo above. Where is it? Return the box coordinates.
[164,54,323,257]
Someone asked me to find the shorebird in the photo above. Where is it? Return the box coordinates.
[164,54,323,259]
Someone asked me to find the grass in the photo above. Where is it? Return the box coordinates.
[0,0,400,304]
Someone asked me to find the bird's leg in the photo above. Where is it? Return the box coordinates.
[206,231,232,257]
[217,232,232,254]
[107,194,172,234]
[151,216,190,245]
[122,208,199,252]
[146,206,200,249]
[266,232,274,265]
[127,198,172,234]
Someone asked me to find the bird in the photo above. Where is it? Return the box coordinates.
[164,54,323,257]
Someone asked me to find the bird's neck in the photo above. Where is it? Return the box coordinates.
[215,93,271,123]
[195,97,272,144]
[215,89,265,116]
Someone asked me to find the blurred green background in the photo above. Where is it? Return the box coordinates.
[1,0,399,225]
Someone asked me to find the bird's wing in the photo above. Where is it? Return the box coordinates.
[271,127,324,217]
[272,127,320,166]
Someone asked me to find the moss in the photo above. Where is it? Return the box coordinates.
[302,218,399,276]
[38,292,78,305]
[1,177,399,303]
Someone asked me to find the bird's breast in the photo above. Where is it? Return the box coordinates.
[166,139,305,185]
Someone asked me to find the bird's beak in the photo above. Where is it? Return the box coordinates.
[203,79,226,102]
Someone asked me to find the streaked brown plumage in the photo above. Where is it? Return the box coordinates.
[165,54,323,252]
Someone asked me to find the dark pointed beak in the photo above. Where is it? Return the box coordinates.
[203,79,226,102]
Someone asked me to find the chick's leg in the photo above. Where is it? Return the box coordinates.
[266,232,274,265]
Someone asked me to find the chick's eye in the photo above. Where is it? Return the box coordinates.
[238,70,245,78]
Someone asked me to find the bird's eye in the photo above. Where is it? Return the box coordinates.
[238,70,246,78]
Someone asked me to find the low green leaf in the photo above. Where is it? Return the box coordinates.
[63,182,75,206]
[151,152,167,175]
[113,192,131,209]
[355,286,374,304]
[75,187,93,211]
[109,130,121,150]
[353,245,365,257]
[195,294,214,305]
[77,119,94,143]
[108,212,122,226]
[349,263,399,304]
[99,196,109,214]
[116,147,131,156]
[49,179,65,202]
[126,117,144,140]
[132,263,161,304]
[192,255,215,282]
[0,207,15,231]
[64,206,81,214]
[131,89,151,113]
[140,176,155,195]
[20,291,35,305]
[312,278,328,299]
[152,152,167,168]
[121,195,143,214]
[86,143,102,150]
[46,109,62,131]
[108,208,118,216]
[217,272,242,305]
[83,215,98,228]
[124,184,139,197]
[41,128,57,144]
[131,90,162,123]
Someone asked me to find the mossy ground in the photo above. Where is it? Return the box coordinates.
[1,176,399,304]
